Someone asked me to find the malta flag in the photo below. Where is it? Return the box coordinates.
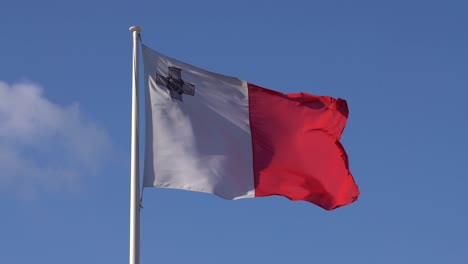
[142,44,359,210]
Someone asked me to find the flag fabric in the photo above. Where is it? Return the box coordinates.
[142,44,359,210]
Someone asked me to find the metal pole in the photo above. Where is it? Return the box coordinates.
[129,25,142,264]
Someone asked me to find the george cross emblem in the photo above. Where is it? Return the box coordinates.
[155,67,195,101]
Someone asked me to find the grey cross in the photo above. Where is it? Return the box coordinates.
[156,67,195,101]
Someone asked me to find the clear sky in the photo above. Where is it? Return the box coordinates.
[1,0,467,263]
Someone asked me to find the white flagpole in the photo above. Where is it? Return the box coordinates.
[129,25,142,264]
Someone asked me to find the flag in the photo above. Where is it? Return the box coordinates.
[142,44,359,210]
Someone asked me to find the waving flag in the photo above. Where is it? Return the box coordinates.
[142,44,359,210]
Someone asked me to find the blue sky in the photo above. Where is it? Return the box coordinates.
[1,0,467,263]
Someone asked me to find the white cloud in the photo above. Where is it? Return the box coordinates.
[0,81,112,198]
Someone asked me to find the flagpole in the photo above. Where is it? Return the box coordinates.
[129,25,142,264]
